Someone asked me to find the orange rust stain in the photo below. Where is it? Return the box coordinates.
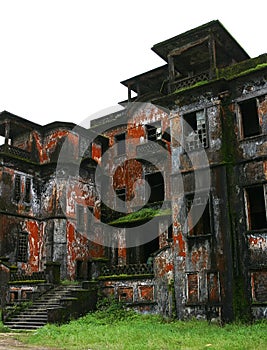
[113,159,143,201]
[32,131,48,162]
[92,143,102,163]
[127,124,145,138]
[264,161,267,180]
[174,233,186,257]
[139,285,154,301]
[165,263,174,273]
[118,247,127,260]
[89,242,105,258]
[26,221,39,272]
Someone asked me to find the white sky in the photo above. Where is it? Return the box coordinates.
[0,0,266,126]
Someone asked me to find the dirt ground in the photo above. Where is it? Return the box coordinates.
[0,332,60,350]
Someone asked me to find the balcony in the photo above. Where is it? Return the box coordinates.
[0,144,36,162]
[136,139,168,159]
[100,263,154,278]
[168,71,211,93]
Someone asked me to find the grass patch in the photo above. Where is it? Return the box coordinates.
[18,309,267,350]
[0,311,10,333]
[60,279,81,286]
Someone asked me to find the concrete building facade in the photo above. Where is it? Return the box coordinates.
[0,21,267,322]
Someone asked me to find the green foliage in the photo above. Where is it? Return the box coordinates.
[8,280,46,285]
[60,279,80,285]
[20,316,267,350]
[0,311,10,333]
[93,297,137,324]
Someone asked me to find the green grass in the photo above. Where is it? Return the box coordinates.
[17,312,267,350]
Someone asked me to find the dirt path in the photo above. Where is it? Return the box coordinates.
[0,332,60,350]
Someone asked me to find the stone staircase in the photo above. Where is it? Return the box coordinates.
[4,284,83,330]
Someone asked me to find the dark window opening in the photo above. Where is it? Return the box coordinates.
[142,236,159,263]
[24,178,31,203]
[14,175,21,202]
[186,194,211,236]
[76,260,83,280]
[145,172,164,204]
[17,232,28,262]
[115,188,126,210]
[77,205,85,231]
[87,261,92,280]
[162,128,171,142]
[127,235,159,265]
[183,109,207,151]
[115,133,126,155]
[146,123,162,141]
[168,224,173,241]
[239,98,260,138]
[246,186,267,230]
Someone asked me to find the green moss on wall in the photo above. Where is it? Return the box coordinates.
[109,207,171,226]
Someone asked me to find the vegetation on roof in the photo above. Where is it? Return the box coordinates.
[109,207,171,226]
[217,54,267,80]
[172,54,267,95]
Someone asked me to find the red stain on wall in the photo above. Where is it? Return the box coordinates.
[174,233,186,257]
[26,221,39,273]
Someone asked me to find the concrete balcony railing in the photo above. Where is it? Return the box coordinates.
[136,139,168,158]
[0,144,36,162]
[100,263,154,277]
[168,71,211,93]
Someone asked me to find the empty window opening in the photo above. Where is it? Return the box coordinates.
[127,233,159,264]
[162,128,171,142]
[245,186,267,230]
[77,205,85,231]
[183,109,207,151]
[87,261,93,280]
[115,133,126,155]
[145,172,164,204]
[24,178,31,203]
[186,194,211,236]
[76,260,83,280]
[14,175,21,202]
[17,232,28,262]
[146,123,162,141]
[168,224,173,241]
[115,187,126,210]
[239,98,260,138]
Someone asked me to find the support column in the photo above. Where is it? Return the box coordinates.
[128,85,132,103]
[4,121,10,145]
[208,33,217,79]
[168,55,175,82]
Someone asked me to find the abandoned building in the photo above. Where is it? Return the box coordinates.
[0,20,267,326]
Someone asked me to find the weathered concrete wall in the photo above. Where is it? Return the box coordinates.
[100,277,156,313]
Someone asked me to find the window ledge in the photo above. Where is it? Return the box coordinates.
[187,233,212,239]
[239,133,265,142]
[245,229,267,234]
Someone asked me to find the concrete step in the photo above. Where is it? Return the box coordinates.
[5,323,46,330]
[4,321,47,327]
[4,283,83,330]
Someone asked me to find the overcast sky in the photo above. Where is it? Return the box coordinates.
[0,0,266,126]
